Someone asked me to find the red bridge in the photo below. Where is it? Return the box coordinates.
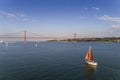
[0,30,77,43]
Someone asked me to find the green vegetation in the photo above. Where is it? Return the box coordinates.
[48,37,120,42]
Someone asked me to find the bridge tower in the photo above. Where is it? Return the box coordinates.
[74,33,76,43]
[24,30,26,43]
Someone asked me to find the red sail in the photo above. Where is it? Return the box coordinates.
[89,47,94,61]
[85,52,89,60]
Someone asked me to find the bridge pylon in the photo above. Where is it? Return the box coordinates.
[24,30,26,43]
[74,33,76,43]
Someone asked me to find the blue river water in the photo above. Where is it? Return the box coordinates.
[0,42,120,80]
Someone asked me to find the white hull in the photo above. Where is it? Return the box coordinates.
[86,60,97,66]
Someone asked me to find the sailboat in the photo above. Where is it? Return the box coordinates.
[85,47,97,66]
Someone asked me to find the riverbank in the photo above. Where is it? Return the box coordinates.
[48,37,120,42]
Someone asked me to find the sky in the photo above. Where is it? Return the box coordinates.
[0,0,120,38]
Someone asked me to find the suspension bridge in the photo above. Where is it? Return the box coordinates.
[0,30,77,43]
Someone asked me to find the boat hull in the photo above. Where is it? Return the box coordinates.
[86,60,97,66]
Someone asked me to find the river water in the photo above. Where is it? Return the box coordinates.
[0,42,120,80]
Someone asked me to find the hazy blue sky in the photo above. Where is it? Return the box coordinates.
[0,0,120,37]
